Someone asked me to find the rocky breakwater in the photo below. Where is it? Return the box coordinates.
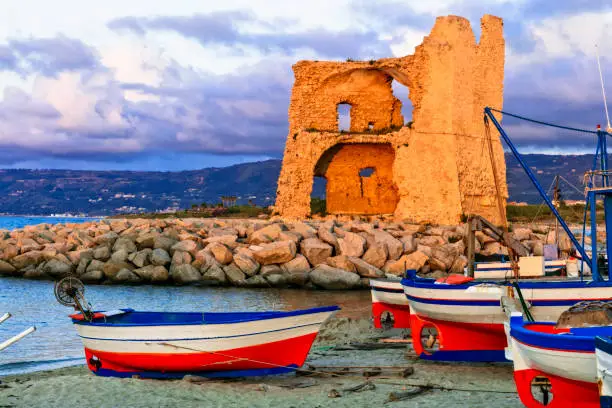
[0,218,567,290]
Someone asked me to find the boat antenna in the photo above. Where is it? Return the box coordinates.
[596,44,612,133]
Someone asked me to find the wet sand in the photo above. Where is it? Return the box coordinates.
[0,317,522,408]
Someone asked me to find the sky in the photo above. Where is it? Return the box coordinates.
[0,0,612,171]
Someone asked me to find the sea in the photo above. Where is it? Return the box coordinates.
[0,215,97,231]
[0,278,369,376]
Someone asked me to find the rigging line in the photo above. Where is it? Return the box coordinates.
[558,175,587,196]
[596,44,612,132]
[528,178,557,230]
[488,108,605,135]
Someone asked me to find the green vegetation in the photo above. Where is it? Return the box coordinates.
[110,205,270,220]
[506,203,603,223]
[311,198,327,216]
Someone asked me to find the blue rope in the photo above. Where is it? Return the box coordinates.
[489,108,609,136]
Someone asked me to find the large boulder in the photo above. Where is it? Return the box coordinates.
[171,251,192,268]
[430,245,459,271]
[281,254,310,278]
[348,257,384,278]
[171,240,198,256]
[384,251,429,276]
[154,236,177,252]
[513,227,532,241]
[309,265,361,290]
[11,251,44,270]
[300,238,332,266]
[208,243,233,265]
[112,237,137,253]
[80,269,105,283]
[337,232,366,258]
[172,264,201,285]
[202,264,227,285]
[0,259,16,275]
[86,259,105,274]
[248,223,285,245]
[93,246,111,261]
[252,241,297,265]
[290,222,317,239]
[202,235,238,247]
[242,275,269,288]
[103,261,133,280]
[94,232,119,246]
[111,249,129,263]
[136,232,157,249]
[317,225,338,250]
[150,248,171,266]
[361,242,388,269]
[233,253,260,277]
[400,234,417,254]
[223,263,246,285]
[113,268,142,283]
[370,230,403,260]
[325,255,356,273]
[418,235,445,247]
[132,265,169,282]
[450,255,468,274]
[131,249,151,268]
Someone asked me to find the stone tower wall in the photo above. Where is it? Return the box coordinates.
[275,15,507,225]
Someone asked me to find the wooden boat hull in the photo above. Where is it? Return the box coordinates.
[507,313,611,408]
[596,336,612,408]
[402,272,612,361]
[72,306,339,378]
[370,279,410,329]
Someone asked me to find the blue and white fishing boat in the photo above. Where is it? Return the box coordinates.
[507,312,611,408]
[596,336,612,408]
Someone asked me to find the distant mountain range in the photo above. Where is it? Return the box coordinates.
[0,154,599,215]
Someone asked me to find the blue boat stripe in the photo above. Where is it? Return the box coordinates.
[370,286,404,294]
[402,277,612,289]
[406,295,500,306]
[596,336,612,355]
[78,322,322,342]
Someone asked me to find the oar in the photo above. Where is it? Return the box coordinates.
[0,327,36,351]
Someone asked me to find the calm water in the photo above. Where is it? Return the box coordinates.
[0,278,371,376]
[0,216,96,230]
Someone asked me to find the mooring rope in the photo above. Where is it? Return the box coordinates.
[488,107,607,135]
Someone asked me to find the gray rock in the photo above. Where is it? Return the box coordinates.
[93,246,111,261]
[76,257,90,275]
[86,259,105,273]
[290,221,317,239]
[384,251,429,276]
[136,232,157,249]
[171,251,192,268]
[23,265,48,280]
[111,249,129,263]
[154,236,177,252]
[337,232,366,258]
[172,264,201,285]
[151,248,171,266]
[202,264,227,285]
[114,268,142,283]
[223,263,246,285]
[242,275,269,288]
[11,251,44,270]
[281,254,310,274]
[252,240,297,265]
[513,227,532,241]
[300,238,332,266]
[233,252,260,276]
[348,257,384,278]
[418,235,445,247]
[80,269,105,283]
[132,249,152,268]
[112,237,137,253]
[202,235,238,247]
[317,225,339,251]
[309,264,361,290]
[42,259,72,278]
[450,255,468,274]
[264,273,289,287]
[431,245,458,271]
[260,264,283,276]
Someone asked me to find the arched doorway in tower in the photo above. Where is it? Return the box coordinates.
[313,143,399,215]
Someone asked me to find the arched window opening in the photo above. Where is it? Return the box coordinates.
[337,103,352,132]
[311,176,327,216]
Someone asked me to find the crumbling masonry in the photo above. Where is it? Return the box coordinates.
[275,15,507,225]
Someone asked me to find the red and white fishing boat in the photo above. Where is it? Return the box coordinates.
[370,279,411,329]
[370,259,568,329]
[55,277,339,379]
[401,107,612,362]
[506,312,611,408]
[596,335,612,408]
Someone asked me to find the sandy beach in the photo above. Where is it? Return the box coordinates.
[0,317,522,408]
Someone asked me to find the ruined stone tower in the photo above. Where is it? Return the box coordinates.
[275,15,507,225]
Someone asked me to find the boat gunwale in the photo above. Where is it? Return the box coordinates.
[71,305,340,327]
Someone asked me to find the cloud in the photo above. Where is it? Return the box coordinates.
[108,11,390,59]
[0,35,100,76]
